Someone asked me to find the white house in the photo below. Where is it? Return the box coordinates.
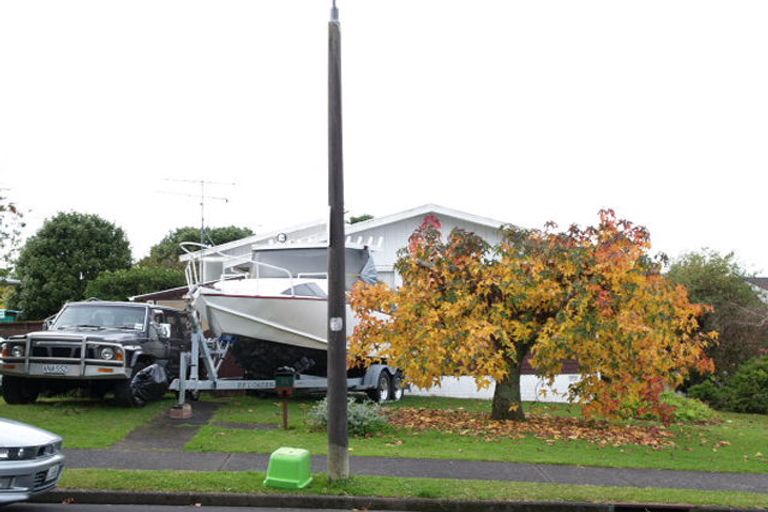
[179,204,580,402]
[181,204,506,289]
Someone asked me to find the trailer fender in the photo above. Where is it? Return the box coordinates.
[360,364,398,390]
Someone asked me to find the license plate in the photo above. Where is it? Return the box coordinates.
[42,364,68,375]
[46,465,60,481]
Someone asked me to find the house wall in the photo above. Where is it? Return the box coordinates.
[258,225,328,248]
[347,213,504,290]
[409,374,582,402]
[349,214,504,270]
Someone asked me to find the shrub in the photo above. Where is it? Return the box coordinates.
[688,378,726,409]
[661,392,716,423]
[720,356,768,414]
[689,356,768,414]
[306,397,389,436]
[84,266,186,302]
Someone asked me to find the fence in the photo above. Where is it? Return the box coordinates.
[0,321,44,339]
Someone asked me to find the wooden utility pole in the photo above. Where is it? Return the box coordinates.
[326,0,349,481]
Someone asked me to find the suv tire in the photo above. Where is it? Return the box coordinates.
[2,376,40,405]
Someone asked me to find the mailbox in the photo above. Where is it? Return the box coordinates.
[274,367,295,398]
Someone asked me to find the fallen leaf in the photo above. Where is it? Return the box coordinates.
[384,408,676,449]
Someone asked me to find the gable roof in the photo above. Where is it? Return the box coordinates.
[346,204,508,234]
[746,277,768,291]
[179,204,509,262]
[179,218,325,262]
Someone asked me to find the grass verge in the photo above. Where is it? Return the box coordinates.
[187,395,768,474]
[0,397,171,448]
[60,468,768,509]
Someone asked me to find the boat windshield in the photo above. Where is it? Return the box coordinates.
[52,305,147,331]
[249,247,376,290]
[280,283,327,298]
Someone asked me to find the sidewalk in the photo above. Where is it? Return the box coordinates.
[64,447,768,494]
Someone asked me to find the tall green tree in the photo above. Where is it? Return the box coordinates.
[667,250,768,379]
[11,212,132,319]
[84,266,186,302]
[139,226,254,270]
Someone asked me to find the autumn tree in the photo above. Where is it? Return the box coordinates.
[0,194,24,268]
[350,211,714,421]
[0,195,24,308]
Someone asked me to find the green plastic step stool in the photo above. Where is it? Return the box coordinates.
[263,447,313,489]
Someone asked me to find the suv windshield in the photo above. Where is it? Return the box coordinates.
[52,305,147,331]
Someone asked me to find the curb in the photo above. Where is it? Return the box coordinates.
[31,489,745,512]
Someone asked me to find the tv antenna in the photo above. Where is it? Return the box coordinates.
[159,179,235,246]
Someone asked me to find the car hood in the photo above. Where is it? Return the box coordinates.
[0,418,61,448]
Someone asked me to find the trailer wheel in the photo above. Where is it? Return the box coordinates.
[1,376,40,405]
[390,371,404,401]
[367,370,391,403]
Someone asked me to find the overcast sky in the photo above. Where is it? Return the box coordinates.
[1,1,766,273]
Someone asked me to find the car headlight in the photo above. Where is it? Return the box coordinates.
[0,442,61,460]
[10,344,25,358]
[99,346,116,360]
[0,447,34,461]
[39,442,62,456]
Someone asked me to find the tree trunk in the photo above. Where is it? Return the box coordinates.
[491,357,526,421]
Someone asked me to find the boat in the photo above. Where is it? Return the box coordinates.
[185,243,378,378]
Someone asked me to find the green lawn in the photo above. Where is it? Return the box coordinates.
[60,469,768,509]
[0,397,171,448]
[3,392,767,475]
[187,395,768,474]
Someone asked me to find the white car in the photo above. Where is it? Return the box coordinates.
[0,418,64,505]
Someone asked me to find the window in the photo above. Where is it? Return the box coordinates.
[280,283,327,297]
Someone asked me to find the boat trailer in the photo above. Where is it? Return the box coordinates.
[168,311,403,408]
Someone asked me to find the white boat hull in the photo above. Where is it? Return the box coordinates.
[193,288,358,352]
